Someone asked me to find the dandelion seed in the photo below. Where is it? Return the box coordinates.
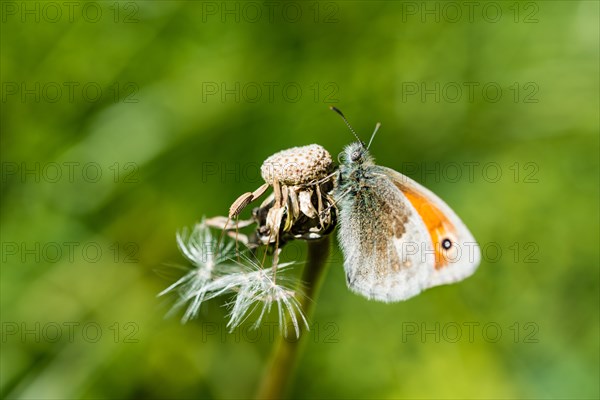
[160,220,309,336]
[222,253,309,338]
[159,220,237,322]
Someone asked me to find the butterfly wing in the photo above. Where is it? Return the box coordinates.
[337,165,480,302]
[376,165,481,289]
[337,169,435,302]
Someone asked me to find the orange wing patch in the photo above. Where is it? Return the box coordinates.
[400,187,457,269]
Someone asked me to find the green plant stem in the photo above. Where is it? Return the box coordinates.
[255,236,331,399]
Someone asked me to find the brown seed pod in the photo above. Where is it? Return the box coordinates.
[260,144,333,187]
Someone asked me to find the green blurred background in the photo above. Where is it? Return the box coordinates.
[1,1,598,399]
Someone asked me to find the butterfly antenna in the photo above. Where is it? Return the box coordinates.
[367,122,381,150]
[329,106,365,147]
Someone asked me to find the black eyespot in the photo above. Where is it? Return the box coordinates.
[351,151,361,161]
[442,239,452,250]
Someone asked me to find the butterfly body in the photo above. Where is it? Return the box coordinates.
[335,141,480,302]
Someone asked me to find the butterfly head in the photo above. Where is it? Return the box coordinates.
[341,142,374,167]
[329,106,381,168]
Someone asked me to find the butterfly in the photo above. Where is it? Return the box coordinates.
[331,107,481,302]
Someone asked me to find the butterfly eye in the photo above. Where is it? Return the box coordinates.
[351,151,361,161]
[441,238,453,250]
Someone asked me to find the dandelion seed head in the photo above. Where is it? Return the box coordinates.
[261,144,333,186]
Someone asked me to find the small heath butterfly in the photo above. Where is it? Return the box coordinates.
[331,107,481,302]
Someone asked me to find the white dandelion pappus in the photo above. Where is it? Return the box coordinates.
[158,220,237,322]
[221,253,309,338]
[160,221,310,337]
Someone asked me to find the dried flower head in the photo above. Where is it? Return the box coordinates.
[261,144,333,186]
[161,143,338,338]
[256,144,337,245]
[208,144,337,246]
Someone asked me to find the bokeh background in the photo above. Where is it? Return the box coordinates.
[1,1,599,399]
